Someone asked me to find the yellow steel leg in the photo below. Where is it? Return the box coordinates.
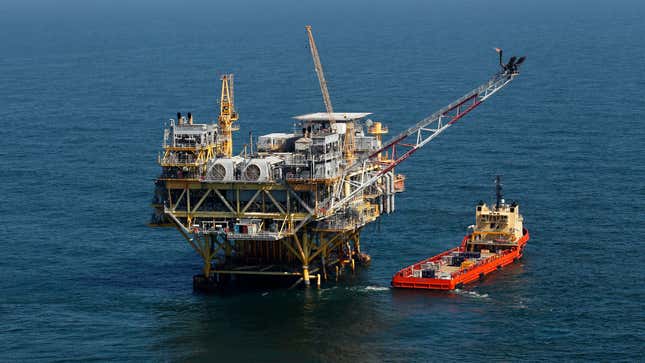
[202,235,212,278]
[354,232,361,254]
[203,257,211,278]
[303,265,310,286]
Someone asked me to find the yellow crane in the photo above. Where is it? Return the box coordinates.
[218,74,239,157]
[305,25,355,162]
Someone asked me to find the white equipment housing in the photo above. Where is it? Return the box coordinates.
[242,156,284,182]
[207,156,243,182]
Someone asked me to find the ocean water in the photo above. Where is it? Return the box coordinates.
[1,0,644,361]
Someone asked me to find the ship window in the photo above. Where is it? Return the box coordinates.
[490,223,495,228]
[477,207,481,211]
[510,207,515,212]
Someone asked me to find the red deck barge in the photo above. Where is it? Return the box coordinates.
[392,176,529,290]
[392,229,529,290]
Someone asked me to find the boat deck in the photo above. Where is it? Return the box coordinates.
[434,251,497,274]
[392,229,530,290]
[407,249,502,280]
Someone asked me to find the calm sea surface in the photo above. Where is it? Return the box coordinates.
[1,0,644,361]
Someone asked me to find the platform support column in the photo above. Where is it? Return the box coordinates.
[321,253,327,281]
[354,232,361,254]
[293,232,313,287]
[198,234,216,279]
[224,239,233,263]
[203,257,211,278]
[303,265,310,286]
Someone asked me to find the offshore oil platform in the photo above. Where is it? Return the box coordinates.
[149,27,525,289]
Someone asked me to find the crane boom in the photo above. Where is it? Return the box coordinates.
[327,69,521,215]
[305,25,357,161]
[370,71,515,171]
[305,25,335,125]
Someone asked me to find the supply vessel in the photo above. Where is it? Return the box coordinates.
[391,176,529,290]
[149,25,526,290]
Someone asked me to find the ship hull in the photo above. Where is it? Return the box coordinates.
[391,228,530,290]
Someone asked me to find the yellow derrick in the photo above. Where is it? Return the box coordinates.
[218,74,239,157]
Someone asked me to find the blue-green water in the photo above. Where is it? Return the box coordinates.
[1,0,644,361]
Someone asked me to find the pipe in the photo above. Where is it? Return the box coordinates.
[383,174,390,213]
[383,172,395,213]
[390,172,395,212]
[389,173,394,213]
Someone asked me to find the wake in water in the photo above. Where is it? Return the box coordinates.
[353,285,391,293]
[453,289,490,299]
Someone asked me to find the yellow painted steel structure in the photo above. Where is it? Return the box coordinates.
[151,109,390,289]
[154,171,382,287]
[218,74,238,157]
[157,112,216,180]
[150,28,391,289]
[368,121,388,161]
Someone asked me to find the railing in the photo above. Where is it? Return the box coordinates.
[225,231,283,241]
[167,142,205,149]
[159,169,202,179]
[160,154,200,165]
